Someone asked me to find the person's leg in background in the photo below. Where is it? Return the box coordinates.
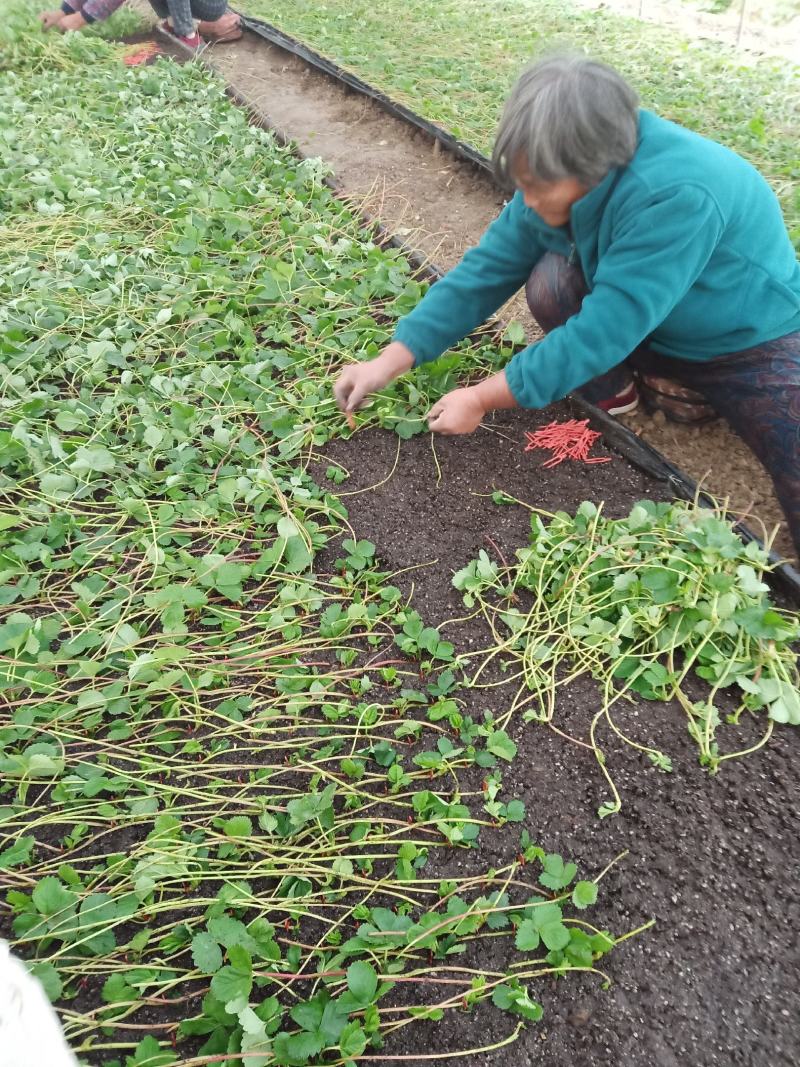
[147,0,169,19]
[154,0,197,39]
[153,0,236,43]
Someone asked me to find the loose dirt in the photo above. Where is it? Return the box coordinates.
[315,405,800,1067]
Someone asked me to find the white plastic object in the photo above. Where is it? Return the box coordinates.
[0,941,78,1067]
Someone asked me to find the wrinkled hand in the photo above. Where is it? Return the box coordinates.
[58,11,88,31]
[334,362,394,414]
[334,341,415,414]
[427,387,485,435]
[39,9,66,30]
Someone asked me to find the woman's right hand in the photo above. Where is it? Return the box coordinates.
[333,341,415,414]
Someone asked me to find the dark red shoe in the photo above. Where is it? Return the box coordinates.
[596,381,639,416]
[157,20,204,51]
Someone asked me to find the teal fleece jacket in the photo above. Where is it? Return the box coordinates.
[393,110,800,409]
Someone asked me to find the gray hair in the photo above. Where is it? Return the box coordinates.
[493,54,639,190]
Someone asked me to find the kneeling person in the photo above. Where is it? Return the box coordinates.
[334,55,800,557]
[40,0,242,49]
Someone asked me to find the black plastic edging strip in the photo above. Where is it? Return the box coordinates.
[231,16,800,600]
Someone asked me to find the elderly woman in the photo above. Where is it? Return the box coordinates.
[40,0,242,47]
[334,55,800,556]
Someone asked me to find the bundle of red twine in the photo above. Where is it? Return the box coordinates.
[121,42,163,67]
[524,418,611,468]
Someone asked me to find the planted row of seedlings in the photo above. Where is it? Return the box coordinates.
[0,23,643,1066]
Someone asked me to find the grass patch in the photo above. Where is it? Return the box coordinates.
[238,0,800,248]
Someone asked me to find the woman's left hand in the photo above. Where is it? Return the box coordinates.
[427,387,486,435]
[58,12,88,31]
[39,10,66,30]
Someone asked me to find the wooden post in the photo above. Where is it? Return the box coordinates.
[736,0,749,49]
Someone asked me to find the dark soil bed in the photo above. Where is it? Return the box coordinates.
[313,404,800,1067]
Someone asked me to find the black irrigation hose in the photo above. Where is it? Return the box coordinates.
[232,14,800,601]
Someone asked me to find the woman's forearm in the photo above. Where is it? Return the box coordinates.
[471,371,519,413]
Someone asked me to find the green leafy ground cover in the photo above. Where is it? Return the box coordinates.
[0,17,630,1065]
[238,0,800,249]
[454,498,800,817]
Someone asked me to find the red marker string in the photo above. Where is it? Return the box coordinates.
[121,42,163,67]
[524,418,611,468]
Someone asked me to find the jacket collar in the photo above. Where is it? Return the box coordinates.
[570,165,622,233]
[518,164,624,239]
[569,110,646,234]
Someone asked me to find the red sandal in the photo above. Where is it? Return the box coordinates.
[157,20,204,52]
[595,380,639,416]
